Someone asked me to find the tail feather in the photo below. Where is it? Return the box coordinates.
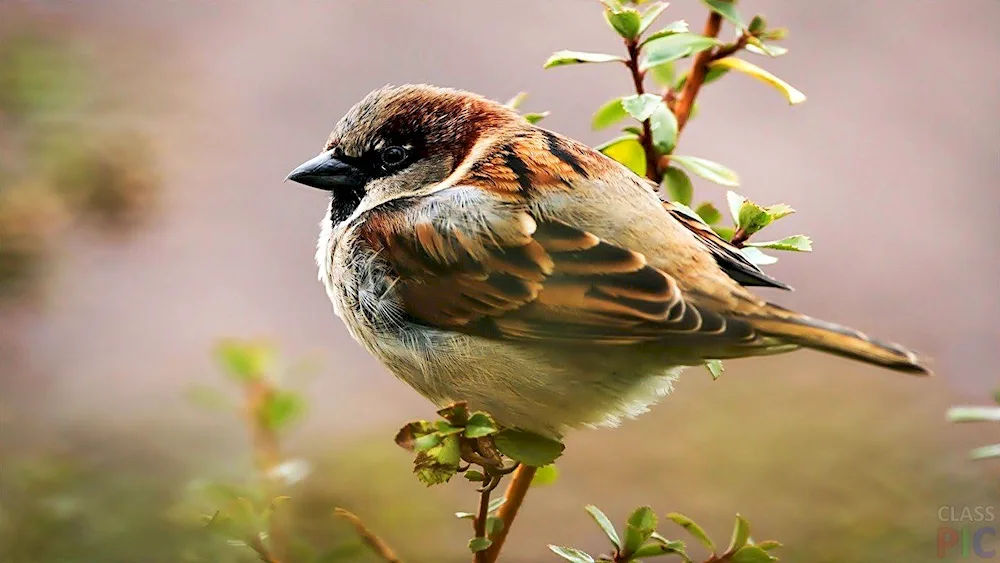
[743,304,931,375]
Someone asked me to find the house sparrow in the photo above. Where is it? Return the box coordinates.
[287,84,929,437]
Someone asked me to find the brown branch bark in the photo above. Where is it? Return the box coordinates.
[673,11,723,134]
[483,465,538,563]
[245,380,289,562]
[335,508,403,563]
[624,40,661,182]
[473,486,492,563]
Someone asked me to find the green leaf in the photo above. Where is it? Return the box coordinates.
[638,2,671,35]
[709,57,806,104]
[494,429,565,466]
[603,2,643,39]
[464,412,499,438]
[767,203,795,220]
[760,27,788,41]
[647,60,676,86]
[736,200,774,235]
[726,190,745,223]
[695,203,722,225]
[413,432,443,452]
[673,65,729,91]
[746,37,788,57]
[597,135,647,177]
[713,225,734,240]
[970,444,1000,460]
[488,497,507,514]
[621,93,665,121]
[746,235,812,252]
[948,406,1000,422]
[639,20,691,48]
[394,420,435,451]
[739,247,778,266]
[671,202,710,226]
[413,434,461,485]
[468,537,493,553]
[464,470,486,482]
[727,515,752,552]
[632,539,689,559]
[455,511,476,519]
[730,545,777,563]
[524,111,550,124]
[504,92,528,109]
[592,97,629,130]
[262,390,305,430]
[486,516,504,536]
[641,33,722,70]
[622,125,644,136]
[623,506,658,555]
[701,0,746,30]
[662,166,693,205]
[437,402,471,425]
[531,464,560,486]
[670,155,739,186]
[649,103,678,151]
[705,359,724,380]
[216,340,270,383]
[584,505,621,550]
[754,540,783,551]
[548,545,595,563]
[544,50,625,68]
[748,15,767,35]
[666,513,715,552]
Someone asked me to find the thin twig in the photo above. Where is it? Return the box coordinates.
[244,379,289,561]
[473,486,492,563]
[673,11,723,133]
[334,508,403,563]
[624,39,661,182]
[483,464,538,563]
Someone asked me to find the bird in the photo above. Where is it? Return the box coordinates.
[286,84,929,438]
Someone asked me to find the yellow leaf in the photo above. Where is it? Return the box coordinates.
[709,57,806,105]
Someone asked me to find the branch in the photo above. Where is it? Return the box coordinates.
[624,39,662,182]
[244,379,289,561]
[483,465,538,562]
[473,486,492,563]
[673,11,723,133]
[334,508,403,563]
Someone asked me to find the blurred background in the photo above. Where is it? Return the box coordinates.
[1,1,998,562]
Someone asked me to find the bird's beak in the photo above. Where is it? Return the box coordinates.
[285,150,366,191]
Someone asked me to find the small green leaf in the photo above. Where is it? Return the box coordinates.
[464,412,499,438]
[739,247,778,266]
[705,359,724,380]
[647,60,676,86]
[531,464,560,487]
[641,33,722,70]
[727,515,751,552]
[504,92,528,109]
[262,390,305,430]
[736,200,774,235]
[464,470,486,482]
[638,2,671,35]
[709,57,806,104]
[671,202,710,226]
[748,15,767,35]
[726,191,745,222]
[394,420,435,451]
[216,340,270,383]
[754,540,783,551]
[766,203,795,220]
[746,37,788,57]
[621,93,665,121]
[523,112,550,124]
[494,429,565,467]
[488,497,507,514]
[548,545,595,563]
[632,540,689,559]
[760,27,788,41]
[730,545,777,563]
[695,203,722,225]
[455,511,475,519]
[948,406,1000,422]
[666,513,715,552]
[670,155,739,186]
[413,434,461,485]
[603,2,643,39]
[584,505,621,550]
[468,537,493,553]
[544,50,625,68]
[746,235,812,252]
[674,64,729,90]
[649,103,678,151]
[970,444,1000,460]
[701,0,746,29]
[597,135,647,177]
[713,225,734,240]
[662,166,693,205]
[622,125,644,136]
[486,515,504,536]
[623,506,658,555]
[413,432,443,452]
[592,97,629,130]
[639,20,691,47]
[437,402,471,425]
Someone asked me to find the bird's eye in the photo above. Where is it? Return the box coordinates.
[380,146,408,168]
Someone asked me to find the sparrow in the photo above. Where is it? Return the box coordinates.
[287,84,929,438]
